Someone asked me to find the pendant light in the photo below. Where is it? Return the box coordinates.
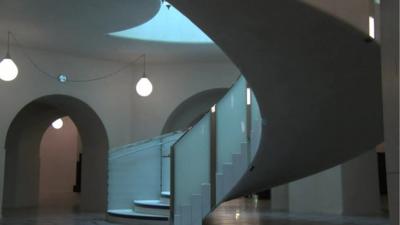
[136,54,153,97]
[0,32,18,81]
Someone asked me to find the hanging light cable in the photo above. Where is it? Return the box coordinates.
[4,32,154,96]
[8,32,148,83]
[0,31,19,81]
[136,54,153,97]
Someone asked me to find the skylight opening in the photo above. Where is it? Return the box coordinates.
[109,2,213,44]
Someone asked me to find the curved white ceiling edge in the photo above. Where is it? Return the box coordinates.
[109,3,214,44]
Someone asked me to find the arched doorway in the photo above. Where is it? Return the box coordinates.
[3,95,109,212]
[162,88,228,133]
[39,116,81,209]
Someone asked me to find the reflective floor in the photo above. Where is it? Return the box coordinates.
[0,208,112,225]
[0,198,389,225]
[205,198,389,225]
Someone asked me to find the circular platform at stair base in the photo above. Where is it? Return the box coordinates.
[133,200,170,216]
[107,209,169,225]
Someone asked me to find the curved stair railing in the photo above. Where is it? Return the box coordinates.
[171,76,262,225]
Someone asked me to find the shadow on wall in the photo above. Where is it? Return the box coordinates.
[3,95,109,212]
[162,88,228,134]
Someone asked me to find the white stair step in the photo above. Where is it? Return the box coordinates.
[174,214,181,225]
[250,120,262,160]
[201,183,211,217]
[181,205,191,225]
[232,152,242,183]
[107,209,169,220]
[160,197,170,204]
[241,142,249,166]
[240,142,250,171]
[216,173,224,202]
[161,191,171,198]
[191,194,202,225]
[133,200,170,216]
[134,200,170,208]
[222,163,234,196]
[161,191,171,203]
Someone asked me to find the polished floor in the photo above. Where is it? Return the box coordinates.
[204,198,389,225]
[0,198,389,225]
[0,208,111,225]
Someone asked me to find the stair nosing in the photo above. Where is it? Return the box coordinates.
[107,210,169,221]
[161,191,171,198]
[133,200,170,209]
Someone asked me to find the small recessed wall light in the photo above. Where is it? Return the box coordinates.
[52,118,63,129]
[211,105,216,113]
[246,88,251,105]
[369,16,375,39]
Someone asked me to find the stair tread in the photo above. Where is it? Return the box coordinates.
[107,209,169,220]
[161,191,170,197]
[134,200,170,208]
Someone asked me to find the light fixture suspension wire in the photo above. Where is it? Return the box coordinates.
[143,54,147,77]
[7,31,147,83]
[6,31,10,57]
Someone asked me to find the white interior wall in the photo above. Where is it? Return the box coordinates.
[379,0,399,224]
[39,116,80,208]
[0,0,392,217]
[289,165,344,215]
[273,149,381,216]
[271,184,288,211]
[341,150,381,216]
[271,0,384,217]
[302,0,370,33]
[130,62,239,141]
[0,44,239,213]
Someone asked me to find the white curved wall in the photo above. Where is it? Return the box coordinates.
[302,0,370,33]
[169,0,382,204]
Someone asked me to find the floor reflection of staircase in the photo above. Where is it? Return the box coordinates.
[107,191,170,225]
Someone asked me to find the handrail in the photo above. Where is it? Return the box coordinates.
[109,131,184,160]
[170,74,242,153]
[110,130,183,152]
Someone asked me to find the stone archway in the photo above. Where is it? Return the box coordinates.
[3,94,109,212]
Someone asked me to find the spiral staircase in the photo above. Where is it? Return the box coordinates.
[107,1,382,225]
[107,76,263,225]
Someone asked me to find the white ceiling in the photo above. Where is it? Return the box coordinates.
[0,0,230,63]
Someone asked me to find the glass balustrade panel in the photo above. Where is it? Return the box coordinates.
[250,91,262,160]
[216,76,247,172]
[107,131,182,210]
[174,113,210,208]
